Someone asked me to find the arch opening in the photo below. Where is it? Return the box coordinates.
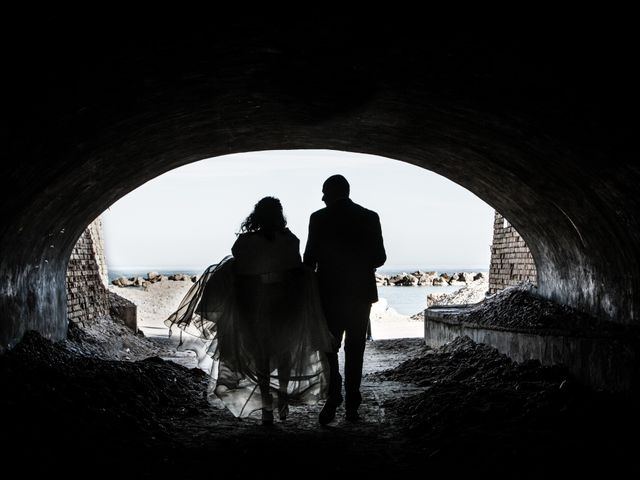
[93,149,500,344]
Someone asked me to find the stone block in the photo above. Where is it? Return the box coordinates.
[108,291,137,332]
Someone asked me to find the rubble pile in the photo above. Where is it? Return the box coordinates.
[1,325,638,477]
[459,283,634,335]
[1,330,212,472]
[373,336,638,476]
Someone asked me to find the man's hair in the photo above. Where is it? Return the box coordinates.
[322,174,350,198]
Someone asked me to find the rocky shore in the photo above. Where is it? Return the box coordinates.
[111,269,488,291]
[377,270,486,287]
[107,266,496,346]
[111,277,427,343]
[426,275,489,307]
[111,271,197,288]
[108,269,491,333]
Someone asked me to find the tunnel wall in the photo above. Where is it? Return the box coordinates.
[488,212,537,294]
[65,218,109,326]
[0,18,638,367]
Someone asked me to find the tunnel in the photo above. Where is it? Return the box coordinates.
[1,16,638,360]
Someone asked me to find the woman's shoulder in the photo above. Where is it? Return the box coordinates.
[235,229,298,246]
[232,232,257,252]
[282,227,298,238]
[281,228,300,244]
[235,231,261,242]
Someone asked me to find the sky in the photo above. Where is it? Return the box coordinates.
[101,150,495,273]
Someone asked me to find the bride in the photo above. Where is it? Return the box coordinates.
[166,196,335,425]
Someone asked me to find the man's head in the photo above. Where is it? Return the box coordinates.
[322,174,350,206]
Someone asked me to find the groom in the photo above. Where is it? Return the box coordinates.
[304,174,386,424]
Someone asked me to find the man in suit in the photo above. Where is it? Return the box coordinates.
[304,174,386,424]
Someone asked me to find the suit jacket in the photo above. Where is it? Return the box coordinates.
[303,198,386,304]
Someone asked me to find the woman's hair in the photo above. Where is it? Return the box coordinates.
[239,196,287,238]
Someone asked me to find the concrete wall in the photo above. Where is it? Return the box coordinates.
[424,308,640,392]
[488,212,537,294]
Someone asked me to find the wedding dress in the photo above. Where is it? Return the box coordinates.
[165,229,334,419]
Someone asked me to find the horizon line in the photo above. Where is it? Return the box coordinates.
[108,264,490,272]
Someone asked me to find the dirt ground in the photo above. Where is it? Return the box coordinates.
[2,317,639,479]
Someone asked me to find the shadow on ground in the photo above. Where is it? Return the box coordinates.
[2,320,639,479]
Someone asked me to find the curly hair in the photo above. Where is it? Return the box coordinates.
[239,196,287,239]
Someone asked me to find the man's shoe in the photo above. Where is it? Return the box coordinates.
[345,408,360,422]
[277,398,289,422]
[319,401,339,425]
[261,408,274,426]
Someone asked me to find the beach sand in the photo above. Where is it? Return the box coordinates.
[109,279,425,342]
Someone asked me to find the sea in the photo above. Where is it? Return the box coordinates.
[108,265,486,317]
[376,266,484,315]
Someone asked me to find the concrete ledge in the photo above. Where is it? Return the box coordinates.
[424,306,640,392]
[108,291,137,333]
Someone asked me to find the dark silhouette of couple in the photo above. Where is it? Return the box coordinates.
[166,174,386,426]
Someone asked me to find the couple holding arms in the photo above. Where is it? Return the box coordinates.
[167,174,386,426]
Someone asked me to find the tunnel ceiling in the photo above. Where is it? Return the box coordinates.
[0,14,638,349]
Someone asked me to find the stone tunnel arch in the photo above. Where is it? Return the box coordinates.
[1,18,637,354]
[67,150,537,338]
[93,148,504,337]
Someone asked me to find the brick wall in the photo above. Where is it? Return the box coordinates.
[66,217,109,325]
[488,211,537,294]
[88,217,109,288]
